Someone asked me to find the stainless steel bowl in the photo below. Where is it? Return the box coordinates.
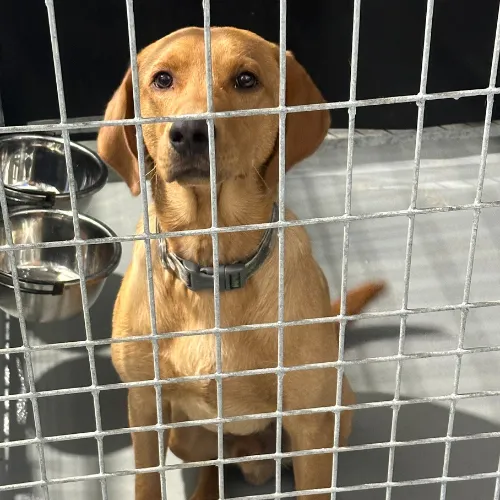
[0,209,121,323]
[0,134,108,213]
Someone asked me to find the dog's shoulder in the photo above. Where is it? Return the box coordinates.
[113,207,173,335]
[283,207,333,317]
[132,205,158,254]
[283,207,314,261]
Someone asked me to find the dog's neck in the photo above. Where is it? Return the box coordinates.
[152,174,276,266]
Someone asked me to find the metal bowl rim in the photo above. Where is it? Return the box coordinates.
[0,208,122,286]
[0,134,109,199]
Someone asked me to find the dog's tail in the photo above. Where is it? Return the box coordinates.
[331,281,385,319]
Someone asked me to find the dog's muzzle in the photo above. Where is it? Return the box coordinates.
[166,119,213,182]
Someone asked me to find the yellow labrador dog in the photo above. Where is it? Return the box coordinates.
[98,26,376,500]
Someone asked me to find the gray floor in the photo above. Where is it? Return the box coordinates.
[2,129,500,499]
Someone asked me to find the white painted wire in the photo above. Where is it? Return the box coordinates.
[2,349,500,409]
[494,451,500,500]
[0,200,499,253]
[1,315,10,467]
[2,88,500,136]
[123,2,167,498]
[3,422,500,456]
[44,2,108,498]
[274,0,287,495]
[0,1,499,499]
[200,1,225,497]
[2,465,500,497]
[0,145,50,499]
[329,1,361,499]
[439,3,500,499]
[385,1,435,498]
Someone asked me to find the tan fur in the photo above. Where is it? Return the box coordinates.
[98,26,381,500]
[220,280,386,488]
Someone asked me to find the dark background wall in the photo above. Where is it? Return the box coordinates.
[0,0,499,130]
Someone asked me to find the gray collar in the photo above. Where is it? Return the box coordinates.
[157,203,279,292]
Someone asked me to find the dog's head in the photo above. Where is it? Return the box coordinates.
[98,27,330,195]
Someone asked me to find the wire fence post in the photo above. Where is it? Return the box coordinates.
[328,0,361,498]
[44,1,111,498]
[439,3,500,499]
[274,0,288,496]
[123,1,167,498]
[384,1,435,499]
[200,1,226,497]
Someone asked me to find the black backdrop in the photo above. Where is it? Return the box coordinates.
[0,0,499,130]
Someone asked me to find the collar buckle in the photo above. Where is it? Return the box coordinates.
[184,261,247,292]
[219,263,247,291]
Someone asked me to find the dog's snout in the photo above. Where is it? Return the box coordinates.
[169,120,214,155]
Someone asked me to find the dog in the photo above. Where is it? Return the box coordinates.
[98,26,380,500]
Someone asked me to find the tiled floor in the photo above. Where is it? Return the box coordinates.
[2,129,500,499]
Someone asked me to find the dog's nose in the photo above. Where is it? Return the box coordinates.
[169,120,214,155]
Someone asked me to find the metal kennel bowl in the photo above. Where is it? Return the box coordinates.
[0,208,121,323]
[0,134,108,212]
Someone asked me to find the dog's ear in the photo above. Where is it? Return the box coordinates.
[97,67,141,196]
[264,49,330,187]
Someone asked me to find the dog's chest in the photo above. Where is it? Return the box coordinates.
[167,331,273,435]
[157,285,278,435]
[173,386,273,436]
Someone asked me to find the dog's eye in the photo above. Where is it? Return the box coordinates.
[153,71,173,89]
[235,71,258,89]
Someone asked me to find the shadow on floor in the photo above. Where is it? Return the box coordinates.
[32,355,129,454]
[2,349,130,498]
[345,323,440,349]
[3,389,500,499]
[2,302,498,500]
[181,392,500,500]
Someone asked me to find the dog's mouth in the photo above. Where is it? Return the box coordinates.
[166,155,211,184]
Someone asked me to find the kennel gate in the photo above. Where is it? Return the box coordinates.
[2,0,500,499]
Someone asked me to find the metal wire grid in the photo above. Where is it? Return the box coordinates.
[0,0,500,499]
[385,0,436,498]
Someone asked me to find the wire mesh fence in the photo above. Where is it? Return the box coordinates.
[1,0,500,499]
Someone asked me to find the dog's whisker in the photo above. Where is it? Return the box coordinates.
[252,165,270,191]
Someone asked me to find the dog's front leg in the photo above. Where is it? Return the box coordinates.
[128,387,169,500]
[168,406,220,500]
[189,466,219,500]
[283,411,334,500]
